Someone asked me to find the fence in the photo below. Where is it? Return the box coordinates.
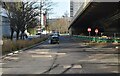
[73,35,120,43]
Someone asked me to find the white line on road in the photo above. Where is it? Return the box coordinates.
[31,55,52,58]
[111,71,118,73]
[0,63,6,65]
[3,57,19,60]
[50,53,66,55]
[0,68,2,76]
[72,65,82,69]
[63,65,82,69]
[7,53,13,56]
[14,51,19,54]
[29,51,66,56]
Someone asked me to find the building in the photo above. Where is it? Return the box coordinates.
[70,0,83,17]
[36,10,48,34]
[69,1,120,37]
[1,8,30,37]
[0,8,11,37]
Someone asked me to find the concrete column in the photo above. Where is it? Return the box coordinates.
[0,4,3,75]
[0,5,2,54]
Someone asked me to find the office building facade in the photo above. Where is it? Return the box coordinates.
[70,0,82,17]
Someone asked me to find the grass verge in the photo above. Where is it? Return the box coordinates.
[2,36,48,55]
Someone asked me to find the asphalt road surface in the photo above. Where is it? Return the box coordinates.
[1,35,119,75]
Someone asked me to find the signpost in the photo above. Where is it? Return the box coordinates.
[95,29,98,36]
[87,28,91,36]
[101,32,103,37]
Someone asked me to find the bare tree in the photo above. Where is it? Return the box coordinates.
[2,1,39,40]
[2,2,21,40]
[2,0,54,40]
[49,18,69,34]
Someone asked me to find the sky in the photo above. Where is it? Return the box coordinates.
[1,0,70,19]
[50,0,70,18]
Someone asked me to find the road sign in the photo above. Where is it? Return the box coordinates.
[95,29,98,33]
[87,28,91,32]
[87,28,91,36]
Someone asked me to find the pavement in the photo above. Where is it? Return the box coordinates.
[0,35,119,75]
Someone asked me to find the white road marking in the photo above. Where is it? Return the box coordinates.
[72,65,82,69]
[7,53,13,56]
[50,53,66,55]
[0,63,6,65]
[12,54,18,56]
[115,46,119,49]
[112,71,118,73]
[14,51,19,54]
[32,55,52,58]
[0,68,2,76]
[32,52,49,54]
[29,51,66,56]
[63,65,71,68]
[80,45,87,46]
[4,57,19,60]
[63,65,82,69]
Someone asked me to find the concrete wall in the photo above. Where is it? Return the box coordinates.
[69,2,119,36]
[0,5,3,57]
[70,0,83,17]
[69,0,91,29]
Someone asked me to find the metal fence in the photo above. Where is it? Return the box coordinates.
[73,34,120,43]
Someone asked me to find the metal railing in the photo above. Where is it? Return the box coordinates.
[73,35,120,43]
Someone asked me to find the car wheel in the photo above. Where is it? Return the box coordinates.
[50,41,53,44]
[48,40,51,44]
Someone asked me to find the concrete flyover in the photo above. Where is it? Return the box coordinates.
[68,2,120,37]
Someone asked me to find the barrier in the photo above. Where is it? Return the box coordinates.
[73,35,120,43]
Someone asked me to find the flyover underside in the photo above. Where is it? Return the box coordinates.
[70,2,120,36]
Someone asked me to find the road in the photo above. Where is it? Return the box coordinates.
[1,35,119,75]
